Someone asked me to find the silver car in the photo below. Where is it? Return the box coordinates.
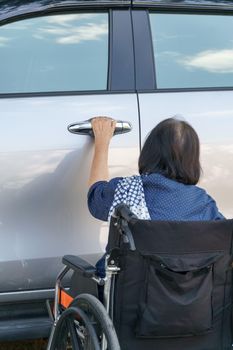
[0,0,233,340]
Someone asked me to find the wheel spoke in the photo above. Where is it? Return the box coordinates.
[70,294,120,350]
[49,294,120,350]
[67,318,81,350]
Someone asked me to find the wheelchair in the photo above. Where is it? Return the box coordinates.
[47,204,233,350]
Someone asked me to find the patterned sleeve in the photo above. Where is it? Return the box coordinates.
[87,177,122,221]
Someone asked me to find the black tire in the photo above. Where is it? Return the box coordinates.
[49,305,100,350]
[70,293,121,350]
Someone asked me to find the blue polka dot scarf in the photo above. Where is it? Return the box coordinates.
[108,175,151,221]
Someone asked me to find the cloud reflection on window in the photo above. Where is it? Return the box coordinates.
[37,22,108,45]
[0,13,108,92]
[0,36,10,47]
[2,13,108,45]
[150,12,233,88]
[181,49,233,74]
[46,14,100,26]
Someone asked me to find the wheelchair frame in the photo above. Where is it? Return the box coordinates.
[46,204,233,350]
[47,204,134,350]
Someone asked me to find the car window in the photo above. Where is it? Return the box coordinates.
[0,13,108,93]
[149,13,233,89]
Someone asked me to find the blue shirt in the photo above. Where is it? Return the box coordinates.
[87,173,225,222]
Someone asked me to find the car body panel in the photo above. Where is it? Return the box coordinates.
[0,93,140,294]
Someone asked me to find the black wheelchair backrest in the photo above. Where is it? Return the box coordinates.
[108,204,233,350]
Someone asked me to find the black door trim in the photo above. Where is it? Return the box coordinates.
[132,9,155,90]
[109,9,135,91]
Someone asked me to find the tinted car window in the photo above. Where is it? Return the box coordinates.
[0,13,108,93]
[150,13,233,89]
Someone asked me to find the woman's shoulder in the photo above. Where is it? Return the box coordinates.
[194,185,225,220]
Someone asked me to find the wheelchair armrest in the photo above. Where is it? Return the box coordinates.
[62,255,96,278]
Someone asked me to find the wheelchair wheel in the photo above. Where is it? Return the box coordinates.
[70,293,120,350]
[49,305,100,350]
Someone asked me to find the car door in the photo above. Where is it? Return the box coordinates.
[0,2,140,302]
[132,3,233,218]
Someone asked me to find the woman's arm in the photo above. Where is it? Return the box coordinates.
[88,117,116,188]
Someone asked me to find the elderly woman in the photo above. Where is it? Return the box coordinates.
[87,116,224,277]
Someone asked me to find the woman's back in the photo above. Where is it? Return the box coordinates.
[87,117,224,222]
[142,173,224,221]
[88,172,224,222]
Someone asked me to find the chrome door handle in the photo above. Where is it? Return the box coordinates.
[67,119,132,136]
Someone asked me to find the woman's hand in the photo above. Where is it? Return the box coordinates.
[88,116,116,188]
[91,116,116,147]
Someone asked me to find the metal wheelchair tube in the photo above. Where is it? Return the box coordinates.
[104,256,120,317]
[54,265,70,322]
[102,257,120,350]
[47,265,70,350]
[115,203,137,222]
